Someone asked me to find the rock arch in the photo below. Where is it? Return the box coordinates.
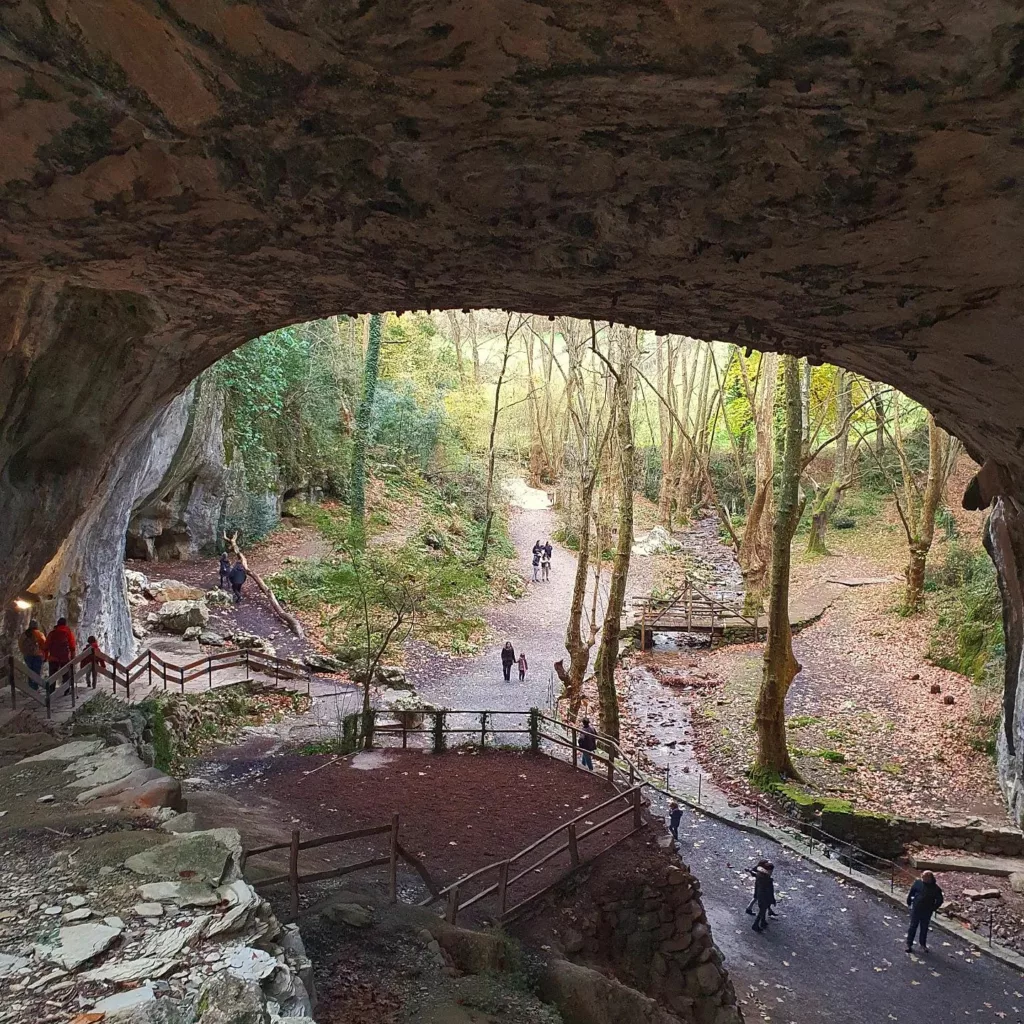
[2,1,1024,812]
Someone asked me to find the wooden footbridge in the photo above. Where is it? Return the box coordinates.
[629,576,762,646]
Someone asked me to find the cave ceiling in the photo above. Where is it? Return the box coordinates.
[1,0,1024,596]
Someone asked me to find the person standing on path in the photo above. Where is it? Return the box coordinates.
[45,616,76,695]
[531,545,541,583]
[18,620,47,688]
[541,548,551,582]
[668,801,682,843]
[501,641,516,681]
[746,860,777,917]
[751,862,776,933]
[228,556,247,604]
[905,870,943,952]
[517,651,528,681]
[219,551,231,589]
[579,716,598,771]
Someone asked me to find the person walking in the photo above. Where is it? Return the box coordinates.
[746,860,776,917]
[17,620,47,689]
[219,551,231,589]
[228,556,247,604]
[668,801,682,843]
[501,641,516,681]
[751,862,776,933]
[517,651,528,681]
[531,546,541,583]
[541,548,551,582]
[45,616,76,695]
[84,635,106,683]
[579,716,598,771]
[905,870,943,952]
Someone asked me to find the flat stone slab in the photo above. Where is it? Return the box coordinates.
[66,748,147,789]
[42,921,123,970]
[137,880,221,907]
[93,985,155,1013]
[123,828,241,886]
[20,738,105,763]
[910,853,1024,877]
[76,766,164,804]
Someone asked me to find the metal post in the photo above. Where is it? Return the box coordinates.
[70,662,76,707]
[244,649,250,681]
[480,711,488,749]
[112,657,118,693]
[180,666,185,694]
[697,773,702,805]
[208,658,213,689]
[755,802,759,826]
[148,651,153,687]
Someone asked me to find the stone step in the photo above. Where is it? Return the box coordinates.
[909,853,1024,877]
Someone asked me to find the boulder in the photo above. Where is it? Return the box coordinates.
[76,766,165,804]
[161,812,200,833]
[303,653,345,674]
[183,626,203,640]
[152,580,206,603]
[323,903,373,928]
[632,526,682,557]
[124,828,242,886]
[93,985,156,1014]
[199,632,226,646]
[21,738,106,762]
[66,747,148,789]
[964,887,1001,901]
[155,600,209,633]
[195,973,270,1024]
[205,589,234,607]
[125,570,150,594]
[1009,872,1024,894]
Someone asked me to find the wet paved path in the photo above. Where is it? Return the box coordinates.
[679,809,1023,1023]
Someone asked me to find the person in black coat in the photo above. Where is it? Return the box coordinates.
[906,871,943,952]
[228,557,247,604]
[745,859,778,917]
[219,551,231,589]
[579,716,598,771]
[500,641,516,681]
[751,863,776,933]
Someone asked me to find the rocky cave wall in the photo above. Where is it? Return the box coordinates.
[1,2,1024,809]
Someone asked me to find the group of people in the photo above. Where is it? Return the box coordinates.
[17,618,103,693]
[531,539,553,583]
[666,804,945,950]
[218,552,248,603]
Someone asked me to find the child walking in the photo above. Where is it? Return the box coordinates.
[517,651,528,681]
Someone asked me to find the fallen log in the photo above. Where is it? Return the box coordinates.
[223,531,305,639]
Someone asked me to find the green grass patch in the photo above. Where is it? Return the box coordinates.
[786,714,822,730]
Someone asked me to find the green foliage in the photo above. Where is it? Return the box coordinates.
[927,540,1004,683]
[786,715,821,730]
[215,318,358,494]
[350,313,384,541]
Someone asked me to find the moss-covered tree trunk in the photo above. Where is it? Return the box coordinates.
[564,474,598,717]
[755,354,803,779]
[594,328,636,742]
[903,415,946,612]
[350,313,383,544]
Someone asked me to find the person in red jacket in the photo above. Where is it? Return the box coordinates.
[45,617,76,694]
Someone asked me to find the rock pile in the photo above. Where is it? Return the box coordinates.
[0,735,317,1023]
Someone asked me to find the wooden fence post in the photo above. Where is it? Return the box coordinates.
[606,744,615,785]
[571,724,578,768]
[632,787,642,829]
[480,711,488,749]
[446,885,459,925]
[289,830,301,921]
[529,708,540,752]
[567,823,580,867]
[497,860,510,917]
[112,657,118,693]
[389,814,400,904]
[148,651,153,687]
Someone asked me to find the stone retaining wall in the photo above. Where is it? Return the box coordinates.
[556,846,742,1024]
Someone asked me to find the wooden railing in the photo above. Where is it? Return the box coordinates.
[425,786,645,925]
[243,816,440,920]
[5,643,313,717]
[631,575,760,645]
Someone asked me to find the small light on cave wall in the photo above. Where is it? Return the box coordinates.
[13,599,32,610]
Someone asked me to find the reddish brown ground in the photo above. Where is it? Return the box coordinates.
[190,743,640,915]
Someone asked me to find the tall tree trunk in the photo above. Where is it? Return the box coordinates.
[656,335,675,525]
[478,318,516,561]
[350,312,383,544]
[903,414,946,611]
[563,474,599,716]
[738,351,778,613]
[806,367,852,554]
[870,381,886,460]
[754,354,803,779]
[468,310,481,383]
[594,328,636,742]
[757,356,802,778]
[444,310,466,382]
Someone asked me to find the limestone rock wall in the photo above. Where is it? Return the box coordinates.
[28,388,195,659]
[126,375,229,562]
